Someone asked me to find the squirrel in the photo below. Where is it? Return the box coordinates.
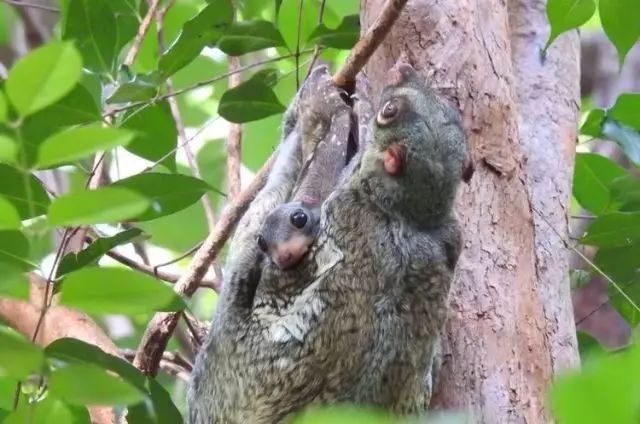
[188,60,469,423]
[257,200,321,270]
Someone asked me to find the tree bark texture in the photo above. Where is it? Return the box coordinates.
[361,0,580,422]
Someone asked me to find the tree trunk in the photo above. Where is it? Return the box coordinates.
[361,0,580,422]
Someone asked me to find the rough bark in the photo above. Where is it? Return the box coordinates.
[507,0,580,375]
[361,0,579,421]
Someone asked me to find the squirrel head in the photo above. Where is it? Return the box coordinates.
[257,201,320,270]
[357,60,469,227]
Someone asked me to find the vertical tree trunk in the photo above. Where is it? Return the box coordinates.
[361,0,579,421]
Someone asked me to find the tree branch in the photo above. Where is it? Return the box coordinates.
[103,247,219,291]
[123,0,160,67]
[332,0,408,89]
[227,55,243,200]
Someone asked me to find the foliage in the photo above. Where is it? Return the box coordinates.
[546,0,640,421]
[0,0,359,421]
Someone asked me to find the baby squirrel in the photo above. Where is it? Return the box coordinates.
[257,200,320,270]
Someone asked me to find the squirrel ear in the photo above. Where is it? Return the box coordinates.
[462,157,475,184]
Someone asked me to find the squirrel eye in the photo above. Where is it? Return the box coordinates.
[257,234,268,252]
[377,99,400,126]
[290,210,308,229]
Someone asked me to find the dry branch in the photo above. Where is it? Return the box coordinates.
[332,0,408,89]
[227,55,243,200]
[104,247,219,290]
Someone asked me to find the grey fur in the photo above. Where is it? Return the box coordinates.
[188,62,467,423]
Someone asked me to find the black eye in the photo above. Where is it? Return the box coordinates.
[290,210,308,229]
[257,234,268,252]
[377,99,400,126]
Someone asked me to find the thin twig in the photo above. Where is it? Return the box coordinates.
[532,206,640,326]
[106,50,316,116]
[183,310,207,348]
[305,0,328,79]
[571,214,596,220]
[227,55,243,200]
[153,242,202,273]
[104,246,219,291]
[2,0,58,13]
[121,349,193,378]
[295,0,304,89]
[124,0,160,67]
[332,0,408,89]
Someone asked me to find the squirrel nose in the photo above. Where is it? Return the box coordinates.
[276,252,295,269]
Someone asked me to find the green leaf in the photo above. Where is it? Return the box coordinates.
[581,212,640,248]
[572,153,626,214]
[48,188,150,226]
[278,0,319,52]
[551,346,640,423]
[59,267,185,314]
[4,396,85,424]
[107,72,160,104]
[63,0,118,76]
[21,84,102,166]
[0,196,21,230]
[6,42,82,117]
[0,326,44,379]
[576,332,607,359]
[57,228,144,277]
[137,201,208,252]
[158,0,234,77]
[307,14,360,49]
[599,0,640,66]
[46,338,182,422]
[610,175,640,206]
[608,93,640,131]
[595,243,640,284]
[0,230,32,271]
[109,0,140,14]
[0,267,29,300]
[46,338,146,389]
[36,125,135,169]
[610,281,640,327]
[49,363,145,406]
[601,118,640,165]
[544,0,596,51]
[0,90,8,123]
[218,70,286,123]
[580,108,605,137]
[197,140,227,204]
[112,173,213,221]
[122,101,177,171]
[0,164,50,219]
[218,20,286,55]
[0,134,17,164]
